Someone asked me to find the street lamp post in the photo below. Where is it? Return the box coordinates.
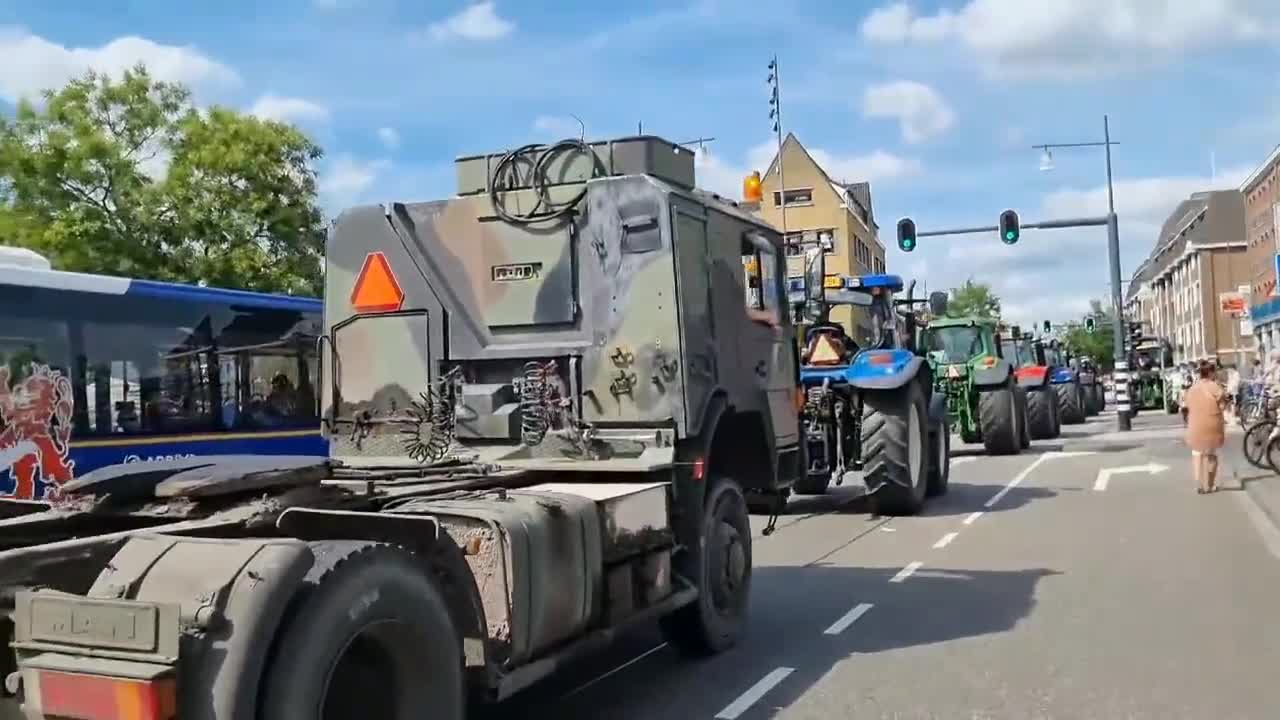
[1034,115,1130,431]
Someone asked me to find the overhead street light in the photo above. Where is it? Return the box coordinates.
[1038,148,1054,172]
[1031,116,1127,430]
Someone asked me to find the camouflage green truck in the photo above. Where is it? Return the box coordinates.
[919,317,1030,455]
[0,136,804,719]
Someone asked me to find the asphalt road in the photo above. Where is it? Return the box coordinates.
[481,410,1280,720]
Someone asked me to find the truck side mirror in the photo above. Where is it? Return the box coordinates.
[928,291,948,317]
[803,246,826,324]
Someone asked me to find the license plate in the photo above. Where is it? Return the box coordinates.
[26,595,160,652]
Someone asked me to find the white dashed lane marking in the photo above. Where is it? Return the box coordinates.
[823,603,874,635]
[715,667,795,719]
[889,561,923,583]
[933,532,959,549]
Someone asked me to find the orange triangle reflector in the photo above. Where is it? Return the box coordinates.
[351,251,405,313]
[809,334,842,365]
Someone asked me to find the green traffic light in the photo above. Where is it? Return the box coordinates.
[1005,231,1016,241]
[902,238,915,251]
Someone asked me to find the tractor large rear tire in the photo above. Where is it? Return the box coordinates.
[1026,387,1059,440]
[863,382,929,516]
[926,418,950,498]
[1015,387,1031,449]
[1056,383,1086,425]
[978,385,1021,456]
[1084,386,1100,416]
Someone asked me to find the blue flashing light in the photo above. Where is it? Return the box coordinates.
[855,274,905,292]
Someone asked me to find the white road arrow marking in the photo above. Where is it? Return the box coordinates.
[1093,463,1169,491]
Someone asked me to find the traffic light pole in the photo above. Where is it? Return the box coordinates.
[906,212,1131,432]
[913,216,1110,238]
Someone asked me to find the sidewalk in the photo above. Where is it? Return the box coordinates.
[1225,437,1280,529]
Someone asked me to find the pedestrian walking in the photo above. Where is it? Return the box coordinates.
[1184,360,1228,494]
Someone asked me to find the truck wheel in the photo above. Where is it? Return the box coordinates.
[1026,388,1058,440]
[863,381,928,516]
[260,541,464,720]
[926,418,950,497]
[978,385,1020,455]
[660,477,751,656]
[1015,387,1031,449]
[1056,383,1085,425]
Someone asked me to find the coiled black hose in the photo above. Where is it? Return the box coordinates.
[487,138,604,225]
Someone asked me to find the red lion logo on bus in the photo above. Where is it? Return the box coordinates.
[0,364,75,500]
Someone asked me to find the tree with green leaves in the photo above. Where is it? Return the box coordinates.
[945,278,1001,319]
[1063,299,1116,369]
[0,65,326,295]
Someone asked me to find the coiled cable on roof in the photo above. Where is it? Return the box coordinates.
[487,138,604,225]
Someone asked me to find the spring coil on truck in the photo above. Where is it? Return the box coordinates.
[401,366,461,463]
[519,360,555,446]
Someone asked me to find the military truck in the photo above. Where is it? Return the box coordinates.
[998,329,1063,440]
[921,317,1034,453]
[0,136,805,719]
[786,255,951,512]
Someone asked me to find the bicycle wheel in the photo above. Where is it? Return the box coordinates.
[1244,420,1276,469]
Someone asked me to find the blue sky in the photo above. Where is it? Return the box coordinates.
[2,0,1278,324]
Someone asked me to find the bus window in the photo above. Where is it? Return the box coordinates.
[212,307,320,431]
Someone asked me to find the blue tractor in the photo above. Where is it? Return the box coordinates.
[785,249,950,516]
[1041,340,1088,425]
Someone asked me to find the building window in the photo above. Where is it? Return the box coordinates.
[772,188,814,208]
[782,229,836,256]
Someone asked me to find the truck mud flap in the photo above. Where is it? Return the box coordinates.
[12,535,314,720]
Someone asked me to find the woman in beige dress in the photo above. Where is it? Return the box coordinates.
[1184,360,1228,494]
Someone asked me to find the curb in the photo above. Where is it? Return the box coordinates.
[1238,479,1280,561]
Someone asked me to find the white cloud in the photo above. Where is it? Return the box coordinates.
[425,2,515,42]
[808,148,921,184]
[860,1,1275,79]
[377,127,401,149]
[862,80,955,144]
[695,139,920,200]
[0,26,240,103]
[249,94,330,124]
[321,155,390,203]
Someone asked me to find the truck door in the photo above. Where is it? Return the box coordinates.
[741,234,799,448]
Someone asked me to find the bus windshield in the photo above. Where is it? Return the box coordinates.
[0,271,324,500]
[923,325,985,364]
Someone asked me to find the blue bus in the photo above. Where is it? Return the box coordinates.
[0,250,327,500]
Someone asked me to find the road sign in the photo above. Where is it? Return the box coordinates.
[1220,291,1248,316]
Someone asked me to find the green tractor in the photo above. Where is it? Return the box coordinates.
[1130,337,1174,413]
[919,317,1029,455]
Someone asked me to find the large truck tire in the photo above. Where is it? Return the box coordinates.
[1084,385,1100,416]
[863,381,929,516]
[1056,383,1086,425]
[926,418,950,498]
[978,385,1020,455]
[260,540,465,720]
[661,477,751,656]
[1026,387,1059,440]
[1015,386,1031,449]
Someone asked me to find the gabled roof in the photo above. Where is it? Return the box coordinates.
[760,133,875,224]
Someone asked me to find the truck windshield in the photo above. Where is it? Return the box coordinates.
[1000,338,1034,366]
[924,326,984,364]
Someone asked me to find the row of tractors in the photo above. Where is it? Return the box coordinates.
[781,248,1108,518]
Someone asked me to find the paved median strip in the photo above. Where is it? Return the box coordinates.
[823,602,874,635]
[715,667,795,719]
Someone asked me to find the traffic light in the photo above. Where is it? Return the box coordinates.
[1042,320,1051,334]
[1085,316,1095,332]
[999,209,1020,244]
[897,217,917,252]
